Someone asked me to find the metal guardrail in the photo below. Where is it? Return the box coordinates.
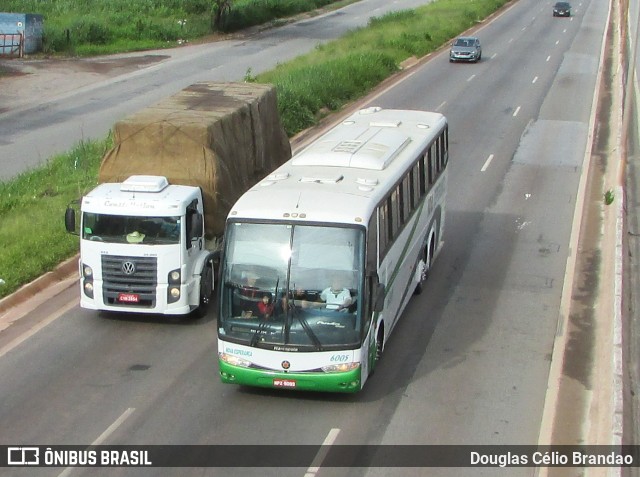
[0,33,23,58]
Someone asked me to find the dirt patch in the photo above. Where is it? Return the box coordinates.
[0,54,171,113]
[0,53,169,76]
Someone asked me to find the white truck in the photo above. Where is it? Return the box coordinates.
[64,82,291,316]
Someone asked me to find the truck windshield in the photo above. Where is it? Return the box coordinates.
[218,222,365,351]
[82,213,181,245]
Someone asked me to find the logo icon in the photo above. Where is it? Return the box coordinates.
[121,261,136,275]
[281,360,291,370]
[8,447,39,465]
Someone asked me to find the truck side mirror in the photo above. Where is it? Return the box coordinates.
[191,212,203,239]
[65,206,78,235]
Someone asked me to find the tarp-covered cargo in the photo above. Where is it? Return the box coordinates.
[98,82,292,238]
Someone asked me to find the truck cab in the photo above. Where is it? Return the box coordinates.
[65,175,217,316]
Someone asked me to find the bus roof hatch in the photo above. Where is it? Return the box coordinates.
[292,128,410,171]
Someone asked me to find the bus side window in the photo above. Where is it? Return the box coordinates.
[390,191,399,240]
[418,155,427,197]
[428,148,435,186]
[413,161,422,203]
[409,166,418,209]
[378,204,388,261]
[440,130,448,168]
[402,175,411,221]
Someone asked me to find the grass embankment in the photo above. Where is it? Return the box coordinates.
[3,0,345,55]
[0,0,508,299]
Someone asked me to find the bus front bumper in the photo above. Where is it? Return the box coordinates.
[219,361,362,393]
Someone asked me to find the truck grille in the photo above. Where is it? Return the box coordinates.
[101,255,158,308]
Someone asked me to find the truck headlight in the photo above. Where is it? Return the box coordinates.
[83,281,94,298]
[83,265,93,278]
[168,269,180,284]
[167,269,181,304]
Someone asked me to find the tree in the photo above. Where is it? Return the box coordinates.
[212,0,232,31]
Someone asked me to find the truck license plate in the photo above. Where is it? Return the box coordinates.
[118,293,139,303]
[273,378,296,388]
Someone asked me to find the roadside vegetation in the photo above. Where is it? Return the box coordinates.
[3,0,347,56]
[0,0,508,299]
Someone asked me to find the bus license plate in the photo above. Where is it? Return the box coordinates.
[118,293,139,303]
[273,378,296,388]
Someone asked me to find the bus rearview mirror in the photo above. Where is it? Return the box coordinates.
[374,283,385,312]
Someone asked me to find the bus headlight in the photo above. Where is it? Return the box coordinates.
[219,353,252,368]
[83,265,93,278]
[321,362,360,373]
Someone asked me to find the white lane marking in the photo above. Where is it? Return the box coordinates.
[491,53,497,60]
[57,408,136,477]
[305,428,341,476]
[556,40,560,45]
[513,106,521,117]
[0,300,76,359]
[467,74,476,82]
[92,407,136,446]
[481,154,494,172]
[546,55,551,62]
[435,101,447,112]
[532,76,539,84]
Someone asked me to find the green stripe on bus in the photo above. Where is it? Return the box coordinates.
[384,200,425,297]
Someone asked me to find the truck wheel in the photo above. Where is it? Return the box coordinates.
[193,264,213,318]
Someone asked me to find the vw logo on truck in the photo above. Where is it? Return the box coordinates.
[121,261,136,275]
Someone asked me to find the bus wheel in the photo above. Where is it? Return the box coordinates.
[375,326,384,363]
[414,247,430,295]
[193,264,213,318]
[413,237,434,295]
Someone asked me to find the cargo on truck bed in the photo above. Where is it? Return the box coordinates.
[98,81,291,238]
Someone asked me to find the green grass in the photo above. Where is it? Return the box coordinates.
[0,138,109,297]
[256,0,508,134]
[0,0,508,299]
[4,0,348,55]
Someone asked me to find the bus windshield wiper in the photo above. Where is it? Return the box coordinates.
[250,319,268,347]
[292,308,323,351]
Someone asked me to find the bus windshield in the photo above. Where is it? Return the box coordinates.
[218,222,365,351]
[82,213,181,245]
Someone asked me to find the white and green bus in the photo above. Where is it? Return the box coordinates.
[217,107,448,393]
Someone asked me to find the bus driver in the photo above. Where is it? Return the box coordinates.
[320,276,352,311]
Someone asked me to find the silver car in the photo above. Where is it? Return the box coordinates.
[449,36,482,63]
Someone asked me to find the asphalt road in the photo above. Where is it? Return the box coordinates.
[0,0,609,475]
[0,0,433,181]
